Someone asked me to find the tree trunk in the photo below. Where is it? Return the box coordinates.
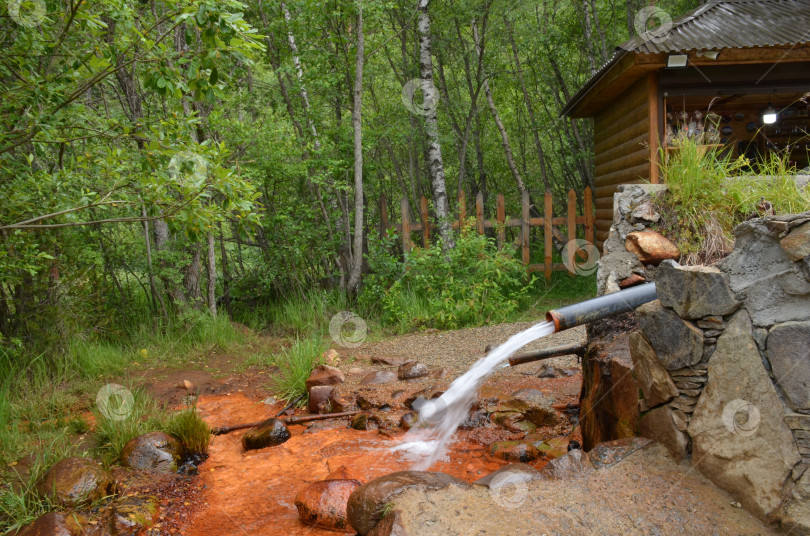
[206,232,217,317]
[142,206,167,320]
[347,0,364,294]
[218,221,231,317]
[417,0,453,250]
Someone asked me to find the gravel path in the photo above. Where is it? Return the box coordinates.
[354,322,587,374]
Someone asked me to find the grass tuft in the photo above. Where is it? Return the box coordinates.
[163,405,211,455]
[270,336,326,405]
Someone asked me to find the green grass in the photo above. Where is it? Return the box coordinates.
[269,336,327,405]
[163,405,211,455]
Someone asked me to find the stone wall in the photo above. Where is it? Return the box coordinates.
[591,201,810,531]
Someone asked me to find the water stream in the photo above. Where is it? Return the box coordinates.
[392,320,557,469]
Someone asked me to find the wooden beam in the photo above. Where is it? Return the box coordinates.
[648,72,660,184]
[544,191,553,281]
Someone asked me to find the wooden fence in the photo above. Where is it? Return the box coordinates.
[379,187,594,280]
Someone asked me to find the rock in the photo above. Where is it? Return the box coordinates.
[538,449,594,480]
[399,411,418,430]
[767,321,810,411]
[786,414,810,431]
[587,437,653,469]
[121,431,182,473]
[671,409,689,431]
[655,260,741,319]
[474,463,543,487]
[619,273,647,288]
[17,512,84,536]
[327,466,364,482]
[360,371,397,385]
[580,333,639,450]
[323,348,341,366]
[639,405,689,461]
[753,327,768,351]
[35,457,114,508]
[430,367,451,379]
[308,385,334,414]
[367,510,409,536]
[178,379,195,390]
[687,310,801,521]
[328,387,351,412]
[628,332,678,407]
[500,388,559,427]
[781,469,810,534]
[242,418,291,450]
[488,441,541,463]
[112,495,160,534]
[625,230,680,265]
[371,355,406,366]
[722,216,810,326]
[306,365,345,389]
[397,361,429,380]
[295,479,362,532]
[346,471,470,535]
[351,413,371,430]
[637,300,703,370]
[697,316,725,330]
[537,364,558,378]
[781,221,810,261]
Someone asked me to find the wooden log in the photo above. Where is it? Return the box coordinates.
[584,186,594,247]
[401,197,411,254]
[521,190,530,266]
[211,410,362,435]
[648,72,661,185]
[420,196,430,248]
[496,193,505,250]
[544,191,553,281]
[594,131,649,166]
[476,192,484,234]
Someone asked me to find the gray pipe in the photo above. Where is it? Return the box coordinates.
[545,282,657,332]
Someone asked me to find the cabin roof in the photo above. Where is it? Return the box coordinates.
[562,0,810,117]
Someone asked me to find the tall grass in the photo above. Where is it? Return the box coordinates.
[269,336,326,405]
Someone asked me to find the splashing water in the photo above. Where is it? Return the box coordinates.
[392,321,557,469]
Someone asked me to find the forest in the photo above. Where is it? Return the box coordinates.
[0,0,701,360]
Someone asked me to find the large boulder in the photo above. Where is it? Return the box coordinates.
[17,512,84,536]
[346,471,470,535]
[636,300,703,370]
[628,332,678,407]
[474,463,543,487]
[655,260,741,319]
[639,405,689,461]
[766,321,810,411]
[580,333,639,450]
[781,469,810,534]
[721,215,810,327]
[121,431,182,473]
[625,230,680,265]
[295,479,362,532]
[687,310,801,521]
[538,449,594,480]
[36,457,114,507]
[241,418,291,450]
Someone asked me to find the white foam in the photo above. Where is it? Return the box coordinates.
[393,321,556,469]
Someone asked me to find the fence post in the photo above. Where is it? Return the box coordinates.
[496,193,505,250]
[458,190,466,229]
[544,191,553,281]
[420,196,430,248]
[567,189,577,276]
[475,192,484,235]
[401,197,411,254]
[380,194,388,240]
[584,186,594,247]
[521,190,530,267]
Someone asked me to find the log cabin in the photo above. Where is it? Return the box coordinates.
[562,0,810,250]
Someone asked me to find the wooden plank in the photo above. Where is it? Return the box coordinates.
[476,192,484,234]
[594,120,649,155]
[521,191,530,267]
[544,191,553,281]
[401,197,411,254]
[594,131,649,166]
[420,196,430,248]
[496,193,505,250]
[584,186,594,247]
[595,163,650,191]
[648,72,660,185]
[567,190,577,276]
[506,218,522,227]
[594,103,648,141]
[380,194,388,239]
[527,263,567,273]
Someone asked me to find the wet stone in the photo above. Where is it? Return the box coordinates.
[308,385,334,414]
[397,361,429,380]
[587,437,653,469]
[360,371,398,385]
[36,457,114,508]
[295,479,362,532]
[17,512,84,536]
[121,431,182,473]
[399,411,418,430]
[241,418,291,450]
[112,495,160,533]
[538,449,594,480]
[305,365,346,389]
[489,441,541,463]
[500,388,559,427]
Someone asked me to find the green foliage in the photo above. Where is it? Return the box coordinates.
[362,226,534,331]
[658,139,809,263]
[163,406,211,456]
[92,387,167,466]
[269,336,326,405]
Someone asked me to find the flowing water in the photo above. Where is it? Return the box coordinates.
[393,320,557,469]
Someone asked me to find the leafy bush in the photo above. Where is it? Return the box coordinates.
[362,225,534,331]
